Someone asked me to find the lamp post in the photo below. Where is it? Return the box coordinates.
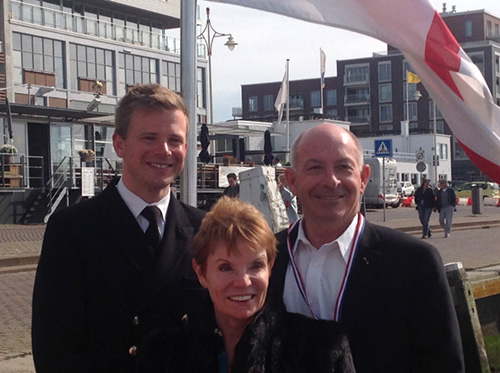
[198,7,237,125]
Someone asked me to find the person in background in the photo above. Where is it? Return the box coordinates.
[223,173,240,198]
[435,179,457,238]
[278,173,299,223]
[138,196,355,372]
[274,157,283,167]
[32,84,206,372]
[414,178,436,238]
[269,123,464,372]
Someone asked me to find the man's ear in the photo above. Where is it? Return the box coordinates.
[285,167,297,196]
[360,164,371,194]
[112,133,125,158]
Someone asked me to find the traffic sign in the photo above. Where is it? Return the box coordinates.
[416,150,425,162]
[374,139,393,158]
[416,161,426,172]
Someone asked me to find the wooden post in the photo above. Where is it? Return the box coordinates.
[446,262,490,373]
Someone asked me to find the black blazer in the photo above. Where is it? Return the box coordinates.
[269,221,464,373]
[436,188,457,211]
[32,178,206,373]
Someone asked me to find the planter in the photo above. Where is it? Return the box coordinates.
[80,154,94,162]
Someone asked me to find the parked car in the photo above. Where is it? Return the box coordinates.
[448,180,466,189]
[397,181,415,196]
[455,181,500,199]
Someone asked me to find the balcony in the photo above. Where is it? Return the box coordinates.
[9,1,204,57]
[345,93,370,106]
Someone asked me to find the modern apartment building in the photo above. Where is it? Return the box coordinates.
[240,7,500,182]
[0,0,208,222]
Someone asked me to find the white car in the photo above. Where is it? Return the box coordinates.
[397,181,415,196]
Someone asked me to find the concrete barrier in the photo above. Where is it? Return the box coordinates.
[484,197,500,207]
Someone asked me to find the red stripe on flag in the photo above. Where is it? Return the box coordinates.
[458,139,500,182]
[425,11,462,100]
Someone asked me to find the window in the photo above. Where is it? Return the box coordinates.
[379,124,393,131]
[326,89,337,105]
[13,32,65,88]
[429,101,443,119]
[401,173,409,182]
[161,61,180,92]
[404,102,418,121]
[496,24,500,36]
[248,96,258,112]
[378,61,391,82]
[118,53,158,95]
[327,108,338,118]
[379,104,392,123]
[289,94,304,109]
[344,64,369,84]
[379,84,392,102]
[263,95,274,111]
[196,67,206,109]
[465,20,472,37]
[346,88,369,104]
[70,44,114,93]
[347,108,370,123]
[310,91,321,108]
[403,82,418,100]
[469,52,485,75]
[438,143,448,160]
[411,174,418,185]
[487,20,492,36]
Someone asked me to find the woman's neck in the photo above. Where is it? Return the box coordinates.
[216,314,252,370]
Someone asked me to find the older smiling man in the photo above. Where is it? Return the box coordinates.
[269,123,464,372]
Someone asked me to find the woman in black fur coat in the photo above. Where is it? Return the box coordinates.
[137,197,355,372]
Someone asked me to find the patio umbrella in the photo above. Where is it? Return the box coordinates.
[264,130,274,166]
[199,123,211,163]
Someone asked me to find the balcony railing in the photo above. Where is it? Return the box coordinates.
[9,0,205,57]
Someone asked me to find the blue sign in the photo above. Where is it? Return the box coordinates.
[374,139,393,157]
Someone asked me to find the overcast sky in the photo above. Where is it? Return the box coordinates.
[198,0,500,122]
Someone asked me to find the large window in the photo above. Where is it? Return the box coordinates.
[263,95,274,111]
[118,53,158,94]
[404,102,418,121]
[161,61,181,92]
[378,61,391,82]
[379,104,393,123]
[344,64,369,84]
[345,88,369,104]
[70,44,114,93]
[289,94,304,109]
[379,84,392,102]
[197,67,206,109]
[310,91,321,108]
[248,96,258,112]
[12,32,65,88]
[326,89,337,106]
[438,143,448,160]
[465,20,472,37]
[469,52,485,75]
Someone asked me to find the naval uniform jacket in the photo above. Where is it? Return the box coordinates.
[32,177,206,372]
[269,221,464,373]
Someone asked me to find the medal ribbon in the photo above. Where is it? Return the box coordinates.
[287,213,365,321]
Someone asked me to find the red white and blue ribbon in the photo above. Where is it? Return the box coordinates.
[287,213,365,321]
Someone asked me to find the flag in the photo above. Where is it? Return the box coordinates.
[407,71,420,84]
[320,48,326,88]
[207,0,500,182]
[274,68,288,127]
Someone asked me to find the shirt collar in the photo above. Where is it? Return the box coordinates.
[294,214,359,263]
[116,178,170,222]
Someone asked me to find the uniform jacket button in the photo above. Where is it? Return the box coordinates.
[132,316,139,326]
[128,346,137,356]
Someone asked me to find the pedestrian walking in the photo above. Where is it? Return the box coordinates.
[435,179,457,238]
[414,178,436,238]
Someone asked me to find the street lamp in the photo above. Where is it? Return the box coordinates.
[198,7,237,124]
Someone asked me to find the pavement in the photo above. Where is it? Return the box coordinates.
[0,209,499,372]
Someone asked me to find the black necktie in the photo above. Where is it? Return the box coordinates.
[141,206,162,255]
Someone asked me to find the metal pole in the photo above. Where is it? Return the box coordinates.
[285,59,290,163]
[180,0,197,206]
[383,157,386,222]
[433,101,438,186]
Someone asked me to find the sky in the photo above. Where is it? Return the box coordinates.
[197,0,500,123]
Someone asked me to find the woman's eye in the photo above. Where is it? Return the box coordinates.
[218,264,232,272]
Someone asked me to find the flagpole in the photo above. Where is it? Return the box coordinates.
[285,59,290,163]
[320,49,325,116]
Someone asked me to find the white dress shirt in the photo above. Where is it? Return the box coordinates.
[284,214,360,320]
[116,178,170,238]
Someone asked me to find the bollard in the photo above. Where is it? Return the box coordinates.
[471,184,483,215]
[445,262,490,373]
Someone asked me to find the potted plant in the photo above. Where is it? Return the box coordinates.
[0,144,18,165]
[78,149,95,162]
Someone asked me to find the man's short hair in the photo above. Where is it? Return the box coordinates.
[291,124,364,171]
[114,84,189,139]
[227,173,237,180]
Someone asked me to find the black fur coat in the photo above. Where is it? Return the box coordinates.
[137,297,355,372]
